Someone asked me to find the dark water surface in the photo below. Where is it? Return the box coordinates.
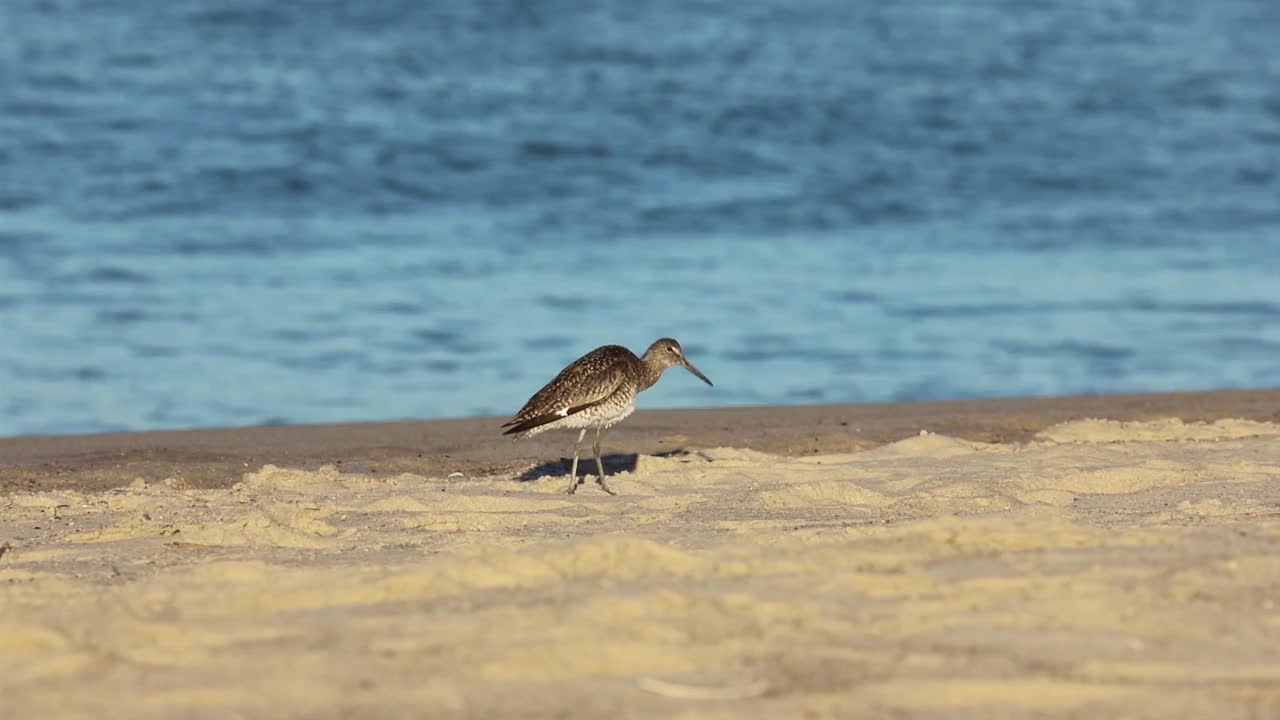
[2,1,1278,436]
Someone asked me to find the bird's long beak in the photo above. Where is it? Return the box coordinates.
[682,359,713,387]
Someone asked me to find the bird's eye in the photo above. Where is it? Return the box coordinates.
[667,346,678,353]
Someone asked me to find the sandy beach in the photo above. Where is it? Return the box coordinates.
[3,389,1280,719]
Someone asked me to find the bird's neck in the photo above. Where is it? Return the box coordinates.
[637,353,665,391]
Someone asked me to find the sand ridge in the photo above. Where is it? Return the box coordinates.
[3,417,1280,718]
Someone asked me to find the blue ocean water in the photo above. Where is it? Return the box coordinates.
[1,1,1278,437]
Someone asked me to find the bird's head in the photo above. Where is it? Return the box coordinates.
[645,338,713,386]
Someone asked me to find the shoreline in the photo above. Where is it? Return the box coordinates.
[3,387,1277,494]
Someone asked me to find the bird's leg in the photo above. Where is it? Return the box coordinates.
[593,426,615,495]
[565,428,587,494]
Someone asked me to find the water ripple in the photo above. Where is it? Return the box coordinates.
[1,0,1278,435]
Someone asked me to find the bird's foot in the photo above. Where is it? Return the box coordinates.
[565,476,581,495]
[595,476,617,496]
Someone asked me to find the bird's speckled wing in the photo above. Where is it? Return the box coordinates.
[501,346,634,435]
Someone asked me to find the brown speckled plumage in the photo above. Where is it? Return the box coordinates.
[503,338,713,495]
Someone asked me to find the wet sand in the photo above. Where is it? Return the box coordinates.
[4,388,1278,494]
[3,389,1280,718]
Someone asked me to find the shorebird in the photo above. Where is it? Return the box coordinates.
[502,338,713,495]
